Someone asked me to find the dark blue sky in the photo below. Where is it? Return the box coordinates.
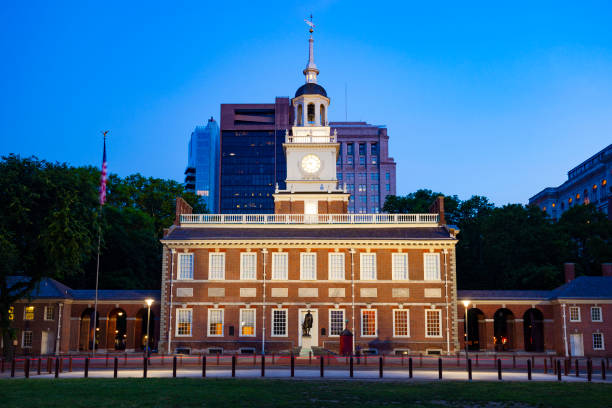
[2,1,611,205]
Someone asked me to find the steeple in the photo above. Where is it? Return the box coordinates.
[303,16,319,84]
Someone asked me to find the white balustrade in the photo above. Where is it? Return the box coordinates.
[179,213,439,225]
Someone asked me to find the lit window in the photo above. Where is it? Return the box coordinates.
[272,252,288,280]
[358,184,366,192]
[424,253,441,280]
[591,307,602,322]
[44,306,54,321]
[593,184,598,190]
[361,309,377,336]
[208,253,225,280]
[240,309,255,336]
[425,309,442,337]
[328,253,345,280]
[329,309,345,336]
[576,194,580,199]
[569,306,581,322]
[272,309,287,337]
[208,309,224,336]
[569,198,573,203]
[176,308,192,336]
[593,333,604,350]
[8,306,14,321]
[552,203,556,208]
[392,253,409,280]
[24,306,35,320]
[360,253,377,280]
[300,253,317,280]
[542,206,547,211]
[178,253,194,280]
[393,309,410,337]
[603,179,607,186]
[22,331,33,348]
[240,252,257,280]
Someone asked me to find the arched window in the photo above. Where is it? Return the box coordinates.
[297,104,303,126]
[320,104,326,125]
[307,103,315,124]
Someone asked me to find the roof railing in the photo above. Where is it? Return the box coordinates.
[180,213,439,225]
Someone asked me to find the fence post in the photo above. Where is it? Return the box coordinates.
[497,359,502,380]
[290,353,294,378]
[349,356,353,378]
[84,357,89,378]
[544,358,548,374]
[419,354,423,368]
[261,354,265,377]
[309,351,312,365]
[438,358,442,379]
[47,357,52,374]
[409,357,413,379]
[143,357,147,378]
[475,354,479,367]
[113,357,118,378]
[456,352,460,367]
[202,355,206,378]
[527,359,532,381]
[124,353,127,365]
[587,359,592,382]
[55,357,59,378]
[379,356,383,378]
[217,353,220,366]
[10,358,15,378]
[25,358,30,379]
[565,359,569,376]
[173,356,177,378]
[69,356,73,372]
[513,355,516,369]
[575,359,580,377]
[468,358,472,380]
[231,355,236,377]
[602,360,606,381]
[59,357,63,373]
[37,358,41,375]
[320,355,324,377]
[557,360,561,381]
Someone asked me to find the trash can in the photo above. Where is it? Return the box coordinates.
[339,329,353,356]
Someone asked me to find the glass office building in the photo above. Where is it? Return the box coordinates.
[185,118,220,213]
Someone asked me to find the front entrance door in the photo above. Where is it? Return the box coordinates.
[41,331,54,355]
[298,309,318,347]
[570,333,584,356]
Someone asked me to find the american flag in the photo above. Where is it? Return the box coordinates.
[99,131,108,205]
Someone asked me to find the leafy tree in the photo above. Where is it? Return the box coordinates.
[383,190,460,224]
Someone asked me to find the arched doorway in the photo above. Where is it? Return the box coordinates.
[79,308,99,351]
[135,308,155,351]
[493,308,515,351]
[465,308,486,351]
[107,309,127,351]
[523,308,544,352]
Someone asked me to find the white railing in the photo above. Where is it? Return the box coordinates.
[180,213,439,225]
[285,135,336,144]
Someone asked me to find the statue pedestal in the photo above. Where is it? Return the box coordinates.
[300,336,313,357]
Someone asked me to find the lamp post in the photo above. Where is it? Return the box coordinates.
[462,300,470,362]
[145,298,154,359]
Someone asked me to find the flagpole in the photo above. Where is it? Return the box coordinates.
[92,131,108,356]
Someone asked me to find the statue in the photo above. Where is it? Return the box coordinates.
[302,310,313,337]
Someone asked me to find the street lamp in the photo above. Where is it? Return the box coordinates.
[462,300,470,362]
[145,298,154,360]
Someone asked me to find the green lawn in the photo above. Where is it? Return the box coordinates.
[0,379,610,408]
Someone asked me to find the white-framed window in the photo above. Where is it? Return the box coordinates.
[424,253,441,281]
[22,330,33,348]
[240,308,256,337]
[240,252,257,280]
[360,253,377,280]
[329,309,345,336]
[44,306,54,321]
[272,252,288,280]
[328,253,345,280]
[569,306,581,322]
[591,307,602,322]
[593,333,605,350]
[393,309,410,337]
[208,253,225,280]
[271,309,288,337]
[176,308,192,336]
[425,309,442,338]
[392,253,409,280]
[208,309,224,337]
[24,306,35,320]
[300,253,317,280]
[361,309,377,337]
[178,253,194,280]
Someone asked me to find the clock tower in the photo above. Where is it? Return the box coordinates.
[273,25,349,215]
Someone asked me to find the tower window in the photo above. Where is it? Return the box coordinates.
[297,105,303,126]
[320,104,326,125]
[307,104,315,124]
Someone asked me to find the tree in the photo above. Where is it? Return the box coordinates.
[382,189,460,224]
[0,155,97,359]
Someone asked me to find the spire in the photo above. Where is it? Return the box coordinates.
[303,15,319,83]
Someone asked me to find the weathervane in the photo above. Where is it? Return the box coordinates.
[304,14,314,33]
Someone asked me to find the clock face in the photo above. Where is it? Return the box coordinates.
[301,154,321,173]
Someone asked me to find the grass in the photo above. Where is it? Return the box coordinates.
[0,378,611,408]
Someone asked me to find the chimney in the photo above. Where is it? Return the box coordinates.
[429,196,446,225]
[564,263,575,283]
[174,197,193,226]
[602,263,612,277]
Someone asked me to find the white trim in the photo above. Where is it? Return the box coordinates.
[239,308,256,337]
[207,308,224,337]
[300,252,317,280]
[180,213,439,225]
[392,253,409,281]
[393,309,410,338]
[22,330,33,348]
[423,253,441,281]
[360,253,377,281]
[175,308,192,337]
[591,306,603,322]
[425,309,443,338]
[271,308,288,337]
[328,252,345,281]
[328,308,345,337]
[593,333,605,350]
[569,306,581,322]
[360,309,377,337]
[44,305,54,321]
[271,252,288,280]
[240,252,257,280]
[177,253,194,280]
[208,252,225,280]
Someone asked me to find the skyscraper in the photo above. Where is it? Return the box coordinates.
[185,118,220,213]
